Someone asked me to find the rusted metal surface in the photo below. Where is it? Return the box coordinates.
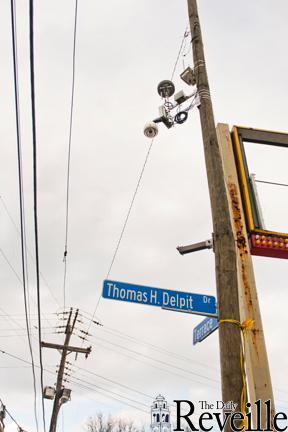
[228,182,248,253]
[217,123,275,429]
[228,182,261,359]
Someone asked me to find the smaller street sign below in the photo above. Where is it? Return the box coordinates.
[102,280,216,317]
[193,317,218,345]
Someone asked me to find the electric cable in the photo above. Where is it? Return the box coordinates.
[68,380,150,414]
[78,308,218,373]
[75,366,154,399]
[89,340,219,389]
[105,139,155,281]
[70,374,149,408]
[29,1,46,430]
[2,349,288,419]
[0,245,59,329]
[0,306,37,343]
[85,138,155,334]
[0,247,22,285]
[74,366,180,412]
[0,334,55,338]
[62,0,79,310]
[0,327,55,331]
[10,1,38,430]
[91,335,219,384]
[174,111,188,124]
[0,366,32,369]
[95,323,218,371]
[0,350,151,415]
[0,313,55,318]
[0,397,28,431]
[0,349,214,412]
[0,195,61,307]
[84,26,195,333]
[171,26,189,81]
[255,179,288,188]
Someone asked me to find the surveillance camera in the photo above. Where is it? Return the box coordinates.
[144,121,159,138]
[174,90,189,105]
[157,80,175,98]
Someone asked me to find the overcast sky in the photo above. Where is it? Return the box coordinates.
[0,1,288,431]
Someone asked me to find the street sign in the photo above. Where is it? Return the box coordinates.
[102,280,216,317]
[193,317,218,345]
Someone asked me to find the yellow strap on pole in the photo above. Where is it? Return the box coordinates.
[218,318,255,430]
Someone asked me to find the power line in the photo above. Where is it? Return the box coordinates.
[0,247,22,285]
[93,340,219,389]
[85,27,193,335]
[171,26,190,81]
[68,380,150,414]
[92,335,219,384]
[70,374,150,408]
[75,366,154,399]
[0,348,287,420]
[105,139,155,281]
[74,366,178,412]
[0,245,58,329]
[0,335,54,339]
[0,313,56,317]
[0,366,31,369]
[0,196,20,232]
[255,179,288,188]
[79,316,217,380]
[0,349,37,367]
[0,306,37,342]
[10,1,38,430]
[29,1,46,430]
[63,0,79,310]
[98,324,218,371]
[0,195,61,307]
[0,396,28,431]
[0,327,54,331]
[0,350,151,415]
[71,381,193,421]
[79,309,218,372]
[86,138,155,333]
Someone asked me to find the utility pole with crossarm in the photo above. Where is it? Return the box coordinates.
[42,308,91,432]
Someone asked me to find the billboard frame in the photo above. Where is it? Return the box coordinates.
[231,126,288,258]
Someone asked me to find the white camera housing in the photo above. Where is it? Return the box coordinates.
[144,121,159,138]
[174,90,189,105]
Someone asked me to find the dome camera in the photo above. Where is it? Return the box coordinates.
[144,122,159,138]
[157,80,175,98]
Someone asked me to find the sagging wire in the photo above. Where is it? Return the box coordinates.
[87,137,155,331]
[29,1,47,430]
[83,26,197,334]
[62,0,79,310]
[0,397,28,432]
[0,195,61,308]
[10,0,39,430]
[171,26,190,81]
[255,179,288,188]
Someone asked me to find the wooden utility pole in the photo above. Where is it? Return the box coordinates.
[186,0,243,414]
[217,124,275,428]
[0,403,4,432]
[42,309,91,432]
